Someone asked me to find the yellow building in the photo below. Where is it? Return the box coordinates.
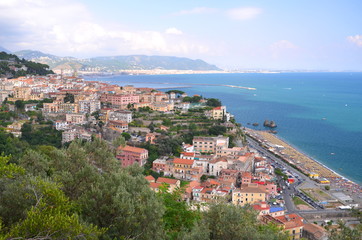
[211,106,226,120]
[232,183,267,207]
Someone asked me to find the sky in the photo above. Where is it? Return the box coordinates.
[1,0,362,70]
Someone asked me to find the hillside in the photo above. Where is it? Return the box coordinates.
[14,50,221,72]
[0,51,53,78]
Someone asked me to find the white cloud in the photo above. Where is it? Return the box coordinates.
[0,0,210,57]
[347,35,362,47]
[172,7,217,16]
[227,7,262,20]
[165,28,183,35]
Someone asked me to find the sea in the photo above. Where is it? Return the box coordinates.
[85,72,362,184]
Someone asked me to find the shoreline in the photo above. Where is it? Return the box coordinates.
[244,127,361,188]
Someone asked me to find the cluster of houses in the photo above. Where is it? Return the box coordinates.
[0,74,327,240]
[0,75,232,143]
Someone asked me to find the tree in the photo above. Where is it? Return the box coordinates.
[121,132,131,141]
[15,100,25,111]
[78,166,165,239]
[160,188,201,239]
[206,98,222,107]
[64,93,75,103]
[0,155,25,178]
[329,221,362,240]
[112,135,126,149]
[3,177,103,239]
[202,204,289,240]
[208,125,227,136]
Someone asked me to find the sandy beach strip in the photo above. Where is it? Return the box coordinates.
[245,128,340,179]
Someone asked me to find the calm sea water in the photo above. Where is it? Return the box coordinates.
[86,73,362,184]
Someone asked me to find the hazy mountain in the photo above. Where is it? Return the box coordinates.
[14,50,221,72]
[0,46,10,53]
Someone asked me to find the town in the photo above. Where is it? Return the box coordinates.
[0,73,361,240]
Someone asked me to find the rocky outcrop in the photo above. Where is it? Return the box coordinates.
[263,120,277,128]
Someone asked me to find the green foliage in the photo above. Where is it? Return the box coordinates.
[21,123,62,148]
[0,51,53,78]
[15,100,25,110]
[166,90,185,95]
[64,93,75,103]
[112,135,126,149]
[206,98,222,107]
[3,177,103,239]
[183,95,202,103]
[202,204,289,240]
[162,118,172,126]
[0,155,25,178]
[329,221,362,240]
[160,188,201,239]
[156,137,183,156]
[325,185,330,191]
[121,132,131,141]
[208,125,227,136]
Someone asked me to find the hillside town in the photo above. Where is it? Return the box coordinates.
[0,73,361,240]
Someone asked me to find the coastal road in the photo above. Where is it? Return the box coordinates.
[243,135,325,213]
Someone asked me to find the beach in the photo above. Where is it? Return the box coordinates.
[244,128,362,201]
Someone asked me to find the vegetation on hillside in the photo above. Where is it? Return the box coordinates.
[0,51,53,78]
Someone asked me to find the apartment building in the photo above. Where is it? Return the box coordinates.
[232,183,267,207]
[193,136,229,153]
[116,145,148,167]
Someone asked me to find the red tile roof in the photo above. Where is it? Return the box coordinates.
[156,177,179,185]
[173,158,194,165]
[118,145,147,153]
[150,182,162,189]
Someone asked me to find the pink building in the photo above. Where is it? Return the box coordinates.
[116,145,148,167]
[100,94,140,107]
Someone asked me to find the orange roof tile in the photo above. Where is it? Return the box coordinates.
[149,182,162,189]
[118,145,147,153]
[173,158,194,165]
[156,177,179,185]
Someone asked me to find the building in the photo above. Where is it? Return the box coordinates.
[100,93,139,108]
[172,158,195,180]
[302,223,328,240]
[78,100,101,113]
[108,110,133,123]
[211,106,226,120]
[193,136,229,153]
[261,214,304,240]
[156,177,180,193]
[66,113,87,124]
[116,145,148,167]
[108,120,128,132]
[232,183,267,207]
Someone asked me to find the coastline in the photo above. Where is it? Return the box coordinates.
[244,127,361,188]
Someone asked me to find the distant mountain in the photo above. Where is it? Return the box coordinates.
[0,51,53,78]
[14,50,221,72]
[0,46,10,53]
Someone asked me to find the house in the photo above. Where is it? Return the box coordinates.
[232,183,267,207]
[210,106,226,120]
[108,110,133,123]
[302,223,328,240]
[108,120,128,132]
[156,177,180,193]
[149,182,163,193]
[252,202,270,219]
[261,214,304,240]
[172,158,195,180]
[193,136,229,153]
[145,175,155,183]
[66,113,87,124]
[208,157,228,176]
[116,145,148,167]
[152,157,168,173]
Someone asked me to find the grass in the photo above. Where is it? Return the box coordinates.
[293,196,308,206]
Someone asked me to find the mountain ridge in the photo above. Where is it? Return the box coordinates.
[14,50,222,72]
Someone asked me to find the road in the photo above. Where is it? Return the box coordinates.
[243,135,340,215]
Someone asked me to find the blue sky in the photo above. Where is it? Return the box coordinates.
[1,0,362,70]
